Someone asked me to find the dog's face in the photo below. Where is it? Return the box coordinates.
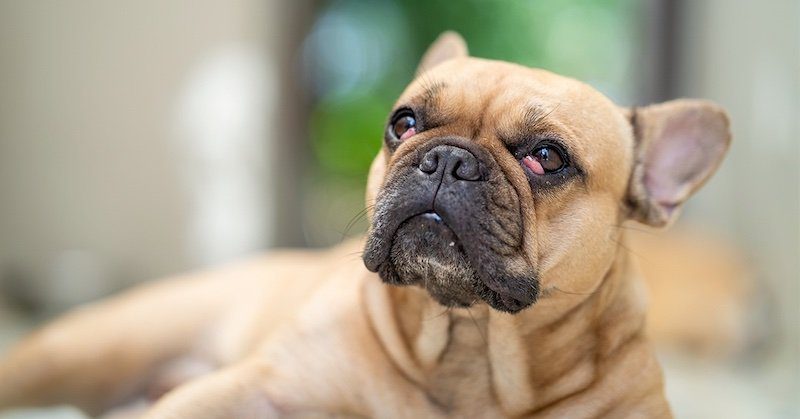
[363,33,730,313]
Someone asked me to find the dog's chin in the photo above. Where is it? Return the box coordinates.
[377,213,534,313]
[386,213,477,306]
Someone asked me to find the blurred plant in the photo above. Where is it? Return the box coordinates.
[302,0,641,243]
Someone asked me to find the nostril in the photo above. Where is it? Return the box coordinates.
[419,145,482,181]
[454,159,480,181]
[451,160,462,177]
[419,152,439,174]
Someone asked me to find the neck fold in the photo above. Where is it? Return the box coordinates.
[363,245,650,416]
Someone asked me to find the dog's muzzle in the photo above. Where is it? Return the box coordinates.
[364,138,539,313]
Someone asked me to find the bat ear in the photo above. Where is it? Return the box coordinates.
[416,31,468,76]
[626,99,731,228]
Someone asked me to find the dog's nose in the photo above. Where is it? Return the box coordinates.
[419,145,481,181]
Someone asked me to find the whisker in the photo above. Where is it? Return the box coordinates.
[550,285,597,296]
[340,204,375,240]
[342,250,364,258]
[529,102,562,132]
[337,250,366,265]
[342,209,368,235]
[466,308,487,347]
[608,223,661,236]
[610,235,655,267]
[424,306,453,321]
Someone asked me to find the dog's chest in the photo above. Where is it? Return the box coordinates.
[425,316,503,415]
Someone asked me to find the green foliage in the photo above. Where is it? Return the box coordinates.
[310,93,389,179]
[309,0,639,181]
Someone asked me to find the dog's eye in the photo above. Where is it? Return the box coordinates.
[522,145,566,175]
[391,110,417,141]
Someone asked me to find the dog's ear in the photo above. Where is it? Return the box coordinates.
[416,31,468,75]
[626,99,731,228]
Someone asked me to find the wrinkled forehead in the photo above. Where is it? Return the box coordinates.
[396,57,633,182]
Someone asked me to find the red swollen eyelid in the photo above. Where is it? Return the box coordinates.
[399,127,416,141]
[523,155,545,175]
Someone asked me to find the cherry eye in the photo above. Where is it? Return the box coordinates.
[391,110,417,141]
[522,145,566,175]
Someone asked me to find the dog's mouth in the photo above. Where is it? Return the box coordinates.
[365,209,536,312]
[363,139,540,313]
[383,211,478,308]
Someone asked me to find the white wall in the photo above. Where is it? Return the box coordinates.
[672,0,799,415]
[0,0,280,310]
[678,0,799,349]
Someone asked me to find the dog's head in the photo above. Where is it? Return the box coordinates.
[363,32,730,313]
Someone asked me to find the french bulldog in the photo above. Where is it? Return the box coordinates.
[0,32,730,418]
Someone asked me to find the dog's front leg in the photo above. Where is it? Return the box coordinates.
[0,272,243,415]
[142,361,279,419]
[143,360,372,419]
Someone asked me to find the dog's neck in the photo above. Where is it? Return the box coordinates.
[363,235,665,416]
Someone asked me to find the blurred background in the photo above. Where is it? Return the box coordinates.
[0,0,797,418]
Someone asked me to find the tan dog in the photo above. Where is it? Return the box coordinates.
[0,32,730,418]
[633,228,754,358]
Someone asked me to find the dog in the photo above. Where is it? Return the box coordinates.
[632,227,755,358]
[0,32,730,418]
